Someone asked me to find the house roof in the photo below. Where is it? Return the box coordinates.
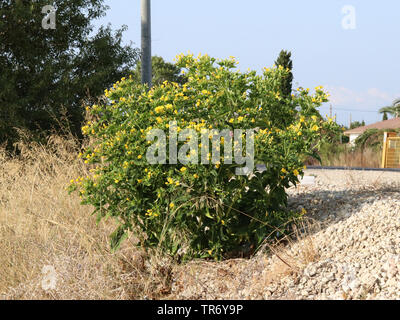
[344,118,400,135]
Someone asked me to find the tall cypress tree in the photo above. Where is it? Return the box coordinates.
[274,50,293,98]
[383,112,388,121]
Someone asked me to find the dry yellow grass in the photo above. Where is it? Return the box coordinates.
[0,134,175,300]
[328,147,381,168]
[307,146,381,168]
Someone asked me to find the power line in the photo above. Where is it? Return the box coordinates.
[320,105,379,113]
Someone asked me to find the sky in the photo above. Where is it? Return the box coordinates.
[97,0,400,126]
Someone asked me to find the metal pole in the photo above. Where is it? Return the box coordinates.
[141,0,152,88]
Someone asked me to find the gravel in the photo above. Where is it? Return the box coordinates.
[170,169,400,300]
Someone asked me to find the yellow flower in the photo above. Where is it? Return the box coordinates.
[293,169,299,176]
[155,106,164,114]
[281,168,287,174]
[137,179,143,183]
[138,155,143,159]
[180,167,187,173]
[193,174,199,179]
[169,203,175,209]
[311,125,319,132]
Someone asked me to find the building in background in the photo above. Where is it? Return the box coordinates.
[344,118,400,145]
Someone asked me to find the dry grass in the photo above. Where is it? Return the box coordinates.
[260,219,321,281]
[328,148,381,168]
[308,146,381,168]
[170,219,321,299]
[0,133,322,300]
[0,133,175,300]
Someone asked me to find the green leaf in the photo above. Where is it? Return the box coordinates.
[110,225,128,252]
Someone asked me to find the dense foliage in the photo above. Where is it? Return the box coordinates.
[274,50,293,99]
[0,0,139,148]
[131,56,187,87]
[69,53,339,260]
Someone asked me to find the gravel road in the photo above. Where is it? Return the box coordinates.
[171,169,400,300]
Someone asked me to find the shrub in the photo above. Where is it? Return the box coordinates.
[69,53,338,260]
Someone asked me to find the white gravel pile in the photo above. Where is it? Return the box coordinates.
[266,169,400,300]
[171,169,400,300]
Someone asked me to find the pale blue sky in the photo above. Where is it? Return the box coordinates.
[98,0,400,126]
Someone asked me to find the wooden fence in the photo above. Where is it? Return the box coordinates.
[381,134,400,168]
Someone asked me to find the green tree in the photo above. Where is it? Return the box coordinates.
[383,112,388,121]
[274,50,293,98]
[350,121,365,129]
[131,56,187,86]
[379,98,400,119]
[0,0,139,148]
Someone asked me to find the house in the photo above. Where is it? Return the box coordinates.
[344,118,400,145]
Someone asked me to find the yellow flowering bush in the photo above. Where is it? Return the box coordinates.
[69,53,339,260]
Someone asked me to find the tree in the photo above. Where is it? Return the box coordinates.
[131,56,187,86]
[0,0,139,148]
[383,112,388,121]
[379,98,400,119]
[350,121,365,129]
[274,50,293,98]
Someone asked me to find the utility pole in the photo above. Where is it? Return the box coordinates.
[349,113,352,129]
[141,0,152,88]
[329,104,332,119]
